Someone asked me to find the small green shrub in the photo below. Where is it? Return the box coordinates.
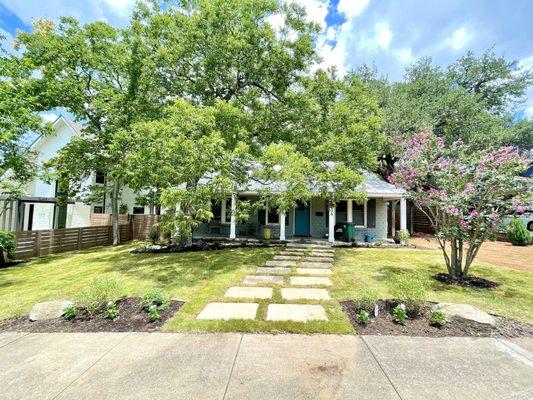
[63,305,77,320]
[105,301,119,320]
[148,230,160,245]
[356,310,371,326]
[388,272,428,315]
[119,203,129,214]
[141,288,171,311]
[430,308,446,328]
[354,288,379,312]
[163,231,172,244]
[507,218,531,246]
[397,230,410,245]
[393,304,407,325]
[78,276,124,314]
[148,305,160,321]
[0,230,16,265]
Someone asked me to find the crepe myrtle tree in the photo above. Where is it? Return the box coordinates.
[390,131,529,279]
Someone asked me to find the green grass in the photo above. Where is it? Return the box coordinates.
[0,242,353,333]
[332,248,533,323]
[1,244,530,333]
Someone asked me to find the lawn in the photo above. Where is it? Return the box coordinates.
[0,242,353,334]
[332,248,533,323]
[1,243,531,333]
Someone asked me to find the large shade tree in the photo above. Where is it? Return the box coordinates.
[354,50,533,176]
[16,12,157,244]
[0,38,52,216]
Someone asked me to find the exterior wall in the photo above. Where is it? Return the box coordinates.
[191,197,389,241]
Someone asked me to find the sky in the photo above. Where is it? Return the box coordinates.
[1,0,532,120]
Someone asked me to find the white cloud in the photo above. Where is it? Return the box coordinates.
[518,55,533,71]
[444,26,473,50]
[357,21,392,52]
[524,105,533,120]
[393,47,415,64]
[337,0,370,18]
[41,112,59,123]
[100,0,136,16]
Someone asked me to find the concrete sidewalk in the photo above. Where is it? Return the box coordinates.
[0,332,531,400]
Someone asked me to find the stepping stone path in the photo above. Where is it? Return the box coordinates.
[266,304,328,322]
[197,302,258,320]
[224,287,273,299]
[197,241,335,322]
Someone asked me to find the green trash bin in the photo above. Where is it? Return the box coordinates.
[342,222,356,242]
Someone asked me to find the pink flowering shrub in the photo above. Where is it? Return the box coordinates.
[390,131,530,279]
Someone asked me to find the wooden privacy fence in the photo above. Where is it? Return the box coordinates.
[90,213,130,226]
[14,224,132,259]
[131,215,162,240]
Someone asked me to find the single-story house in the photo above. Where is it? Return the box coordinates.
[193,170,407,243]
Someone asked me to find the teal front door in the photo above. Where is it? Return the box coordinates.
[294,202,310,236]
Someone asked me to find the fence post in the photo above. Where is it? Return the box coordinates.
[35,231,42,257]
[108,225,113,245]
[78,228,82,250]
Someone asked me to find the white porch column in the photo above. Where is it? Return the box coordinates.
[391,201,396,237]
[328,205,336,243]
[347,199,353,223]
[400,197,407,232]
[279,212,286,241]
[229,194,236,239]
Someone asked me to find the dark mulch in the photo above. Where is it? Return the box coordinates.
[341,299,533,338]
[0,297,184,333]
[132,239,279,254]
[433,273,500,289]
[0,260,27,268]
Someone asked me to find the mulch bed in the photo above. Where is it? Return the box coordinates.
[132,239,279,254]
[341,299,533,338]
[0,297,184,333]
[433,273,500,289]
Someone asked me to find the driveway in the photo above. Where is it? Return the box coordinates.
[1,332,531,400]
[411,236,533,273]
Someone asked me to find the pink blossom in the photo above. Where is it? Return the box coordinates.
[449,207,459,216]
[470,210,478,218]
[517,205,526,214]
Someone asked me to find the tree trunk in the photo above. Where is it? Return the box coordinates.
[111,180,121,246]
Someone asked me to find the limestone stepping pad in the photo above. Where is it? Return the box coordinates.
[266,304,328,322]
[296,268,332,276]
[243,275,284,285]
[305,256,334,263]
[197,302,258,320]
[308,251,334,256]
[256,267,291,275]
[265,260,296,267]
[299,262,333,269]
[273,255,301,261]
[290,276,333,286]
[224,286,273,299]
[308,248,334,253]
[281,288,332,300]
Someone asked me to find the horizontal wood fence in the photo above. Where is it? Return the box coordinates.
[14,224,132,259]
[90,213,130,226]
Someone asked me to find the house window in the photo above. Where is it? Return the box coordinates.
[211,200,222,220]
[133,206,145,214]
[353,202,367,228]
[95,171,106,184]
[93,206,103,214]
[266,208,279,225]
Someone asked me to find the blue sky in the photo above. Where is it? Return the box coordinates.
[1,0,532,119]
